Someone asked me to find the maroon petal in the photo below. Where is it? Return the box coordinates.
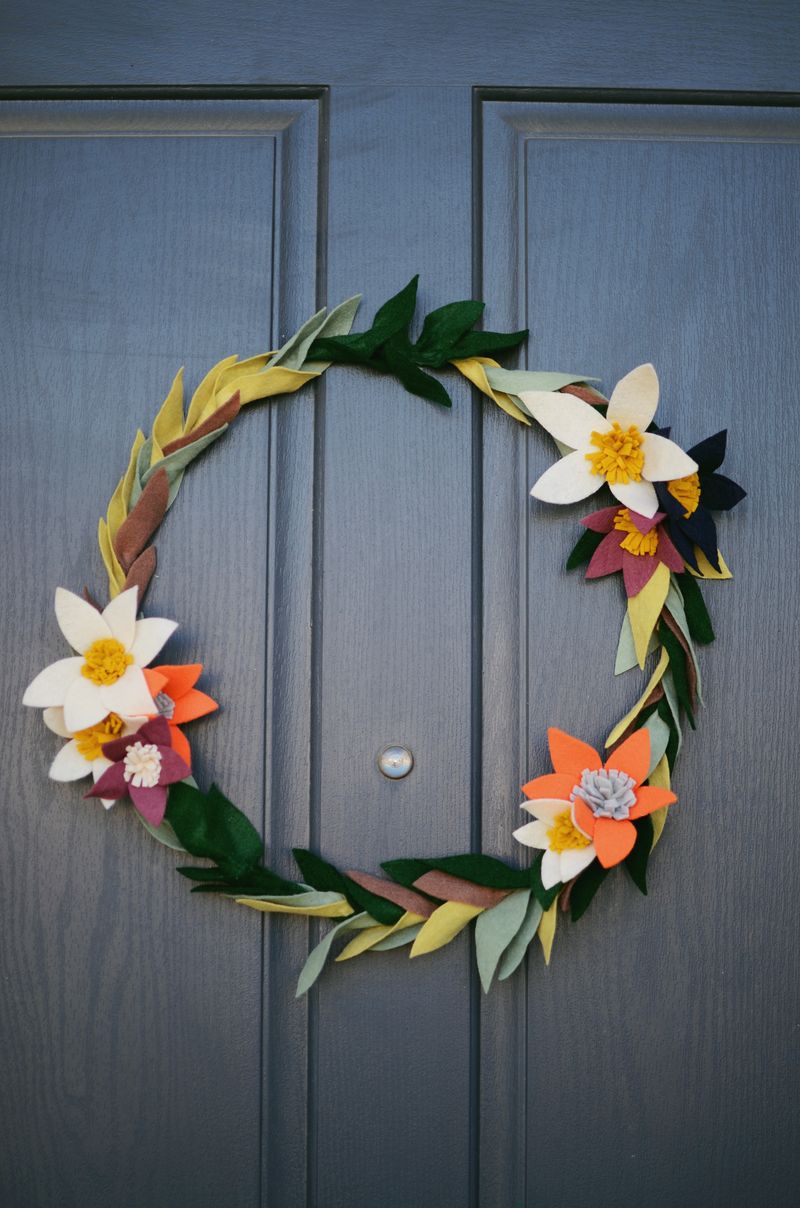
[101,733,134,762]
[622,551,659,597]
[156,746,191,784]
[87,762,129,800]
[129,783,168,827]
[586,530,625,578]
[580,506,619,534]
[657,528,685,572]
[629,510,665,535]
[136,716,172,748]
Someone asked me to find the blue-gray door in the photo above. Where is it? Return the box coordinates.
[1,7,799,1207]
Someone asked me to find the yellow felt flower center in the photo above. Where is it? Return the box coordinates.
[586,423,645,484]
[74,712,125,761]
[81,639,133,686]
[547,808,591,853]
[667,471,701,518]
[612,508,659,557]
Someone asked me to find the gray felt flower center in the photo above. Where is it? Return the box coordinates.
[154,691,176,721]
[570,767,637,820]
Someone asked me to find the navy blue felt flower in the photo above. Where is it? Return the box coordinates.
[653,429,746,571]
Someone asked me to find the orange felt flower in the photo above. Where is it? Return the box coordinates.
[521,727,676,869]
[143,664,218,768]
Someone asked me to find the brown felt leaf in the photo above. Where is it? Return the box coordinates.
[113,468,170,572]
[162,391,242,456]
[345,870,436,918]
[122,546,157,604]
[412,870,509,909]
[559,383,608,406]
[609,684,665,751]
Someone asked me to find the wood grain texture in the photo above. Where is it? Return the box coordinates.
[2,0,800,90]
[480,99,800,1208]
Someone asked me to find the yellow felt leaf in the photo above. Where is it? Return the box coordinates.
[538,898,558,966]
[628,561,670,668]
[151,367,185,448]
[234,897,354,918]
[605,646,670,748]
[648,755,672,848]
[450,356,531,425]
[233,365,320,407]
[106,429,145,543]
[149,432,164,468]
[183,353,239,434]
[409,900,484,958]
[98,517,125,598]
[688,548,732,580]
[336,910,425,960]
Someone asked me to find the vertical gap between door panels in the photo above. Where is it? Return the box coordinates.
[520,130,532,1206]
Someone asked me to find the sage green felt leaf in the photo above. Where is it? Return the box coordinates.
[566,528,604,571]
[643,712,672,777]
[659,621,696,728]
[310,277,420,364]
[624,815,654,895]
[129,436,154,509]
[142,426,229,508]
[530,854,561,910]
[666,580,704,706]
[222,889,348,908]
[570,861,610,922]
[295,912,369,997]
[675,571,716,644]
[381,858,433,887]
[268,294,361,372]
[369,924,424,952]
[166,781,264,880]
[343,876,404,926]
[615,611,660,675]
[657,696,681,769]
[474,889,531,994]
[484,368,599,398]
[496,893,543,981]
[292,848,350,897]
[414,300,485,364]
[135,811,186,852]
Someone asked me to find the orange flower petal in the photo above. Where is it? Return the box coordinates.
[521,772,576,800]
[171,688,218,725]
[606,728,650,785]
[548,728,602,777]
[169,724,192,768]
[629,785,677,818]
[571,797,596,838]
[150,663,203,699]
[143,668,169,700]
[593,817,637,867]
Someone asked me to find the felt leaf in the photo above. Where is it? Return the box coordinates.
[624,815,654,895]
[292,848,349,897]
[369,924,425,952]
[665,582,704,706]
[234,365,319,406]
[140,426,229,507]
[183,353,239,435]
[484,368,598,399]
[343,875,404,925]
[129,436,153,510]
[530,853,562,910]
[151,367,185,449]
[675,572,716,643]
[605,646,669,748]
[136,811,186,852]
[659,620,696,728]
[659,674,683,758]
[161,392,240,457]
[383,337,453,407]
[424,854,530,889]
[295,912,370,997]
[450,356,531,425]
[569,861,610,922]
[689,548,732,579]
[566,528,604,570]
[236,894,354,918]
[98,517,126,598]
[122,547,157,604]
[310,277,420,364]
[113,467,169,572]
[414,300,485,363]
[537,898,558,965]
[642,712,671,776]
[447,328,529,361]
[474,889,531,994]
[336,910,424,961]
[166,781,264,880]
[381,858,433,888]
[648,756,672,848]
[614,610,659,675]
[409,900,484,957]
[496,894,544,981]
[627,562,670,668]
[267,295,361,371]
[344,870,434,918]
[413,871,509,910]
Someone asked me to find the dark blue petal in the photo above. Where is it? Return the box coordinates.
[700,471,747,511]
[666,518,699,570]
[650,422,672,439]
[680,506,720,567]
[655,481,684,518]
[688,430,727,472]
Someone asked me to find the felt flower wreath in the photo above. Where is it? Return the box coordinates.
[21,281,745,995]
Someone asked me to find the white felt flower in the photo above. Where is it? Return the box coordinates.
[520,363,698,519]
[513,798,597,889]
[42,706,140,808]
[23,587,177,732]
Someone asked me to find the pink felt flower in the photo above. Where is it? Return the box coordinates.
[582,505,684,597]
[87,715,189,826]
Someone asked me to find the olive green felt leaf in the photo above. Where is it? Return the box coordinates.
[295,912,372,997]
[643,712,671,777]
[624,815,655,895]
[474,889,532,994]
[166,781,265,880]
[141,426,229,508]
[496,893,544,981]
[675,571,716,644]
[369,924,424,952]
[570,861,611,922]
[484,368,600,397]
[566,528,604,571]
[135,811,186,852]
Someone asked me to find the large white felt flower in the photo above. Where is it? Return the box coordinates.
[513,799,597,889]
[42,706,141,807]
[23,587,177,732]
[520,363,698,519]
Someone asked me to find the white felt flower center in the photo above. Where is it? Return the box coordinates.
[570,767,637,821]
[123,742,163,788]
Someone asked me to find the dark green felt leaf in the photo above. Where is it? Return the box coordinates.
[166,782,264,880]
[570,861,611,921]
[447,328,528,361]
[659,621,696,729]
[177,865,304,895]
[676,572,716,644]
[370,275,420,341]
[383,337,453,406]
[656,698,680,771]
[414,299,485,365]
[566,528,604,570]
[624,816,654,895]
[292,848,350,896]
[530,854,562,910]
[343,876,404,925]
[426,854,530,889]
[381,858,432,887]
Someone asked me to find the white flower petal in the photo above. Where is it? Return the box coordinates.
[63,676,108,731]
[606,363,659,430]
[101,587,139,649]
[23,657,84,708]
[610,478,660,518]
[129,617,178,667]
[91,759,117,808]
[49,739,92,782]
[54,587,112,653]
[513,820,550,849]
[541,849,562,889]
[530,450,603,505]
[640,433,699,483]
[529,798,571,823]
[101,665,157,718]
[558,844,597,882]
[43,706,72,737]
[517,390,608,449]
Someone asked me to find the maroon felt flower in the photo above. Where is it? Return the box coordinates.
[581,505,684,597]
[87,715,189,826]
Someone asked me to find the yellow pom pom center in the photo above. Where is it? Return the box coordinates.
[586,423,645,484]
[613,508,660,557]
[74,713,125,761]
[547,808,591,853]
[81,639,133,686]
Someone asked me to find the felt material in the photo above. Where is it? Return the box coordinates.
[293,848,350,896]
[122,546,157,604]
[662,610,699,712]
[659,620,696,728]
[614,611,659,676]
[450,356,531,425]
[648,756,672,848]
[566,527,605,570]
[113,467,170,572]
[98,517,126,598]
[608,728,651,785]
[151,367,185,449]
[548,727,602,777]
[569,861,611,922]
[335,910,424,961]
[675,571,716,644]
[295,913,371,997]
[522,772,576,800]
[530,853,562,910]
[180,864,306,897]
[624,815,654,895]
[161,391,241,456]
[166,781,264,880]
[369,925,425,952]
[627,561,670,667]
[129,436,153,510]
[474,889,532,993]
[537,898,558,965]
[89,717,189,827]
[496,893,544,981]
[412,870,510,909]
[183,353,239,435]
[140,425,229,508]
[654,427,746,569]
[344,870,435,919]
[642,712,672,777]
[409,900,484,958]
[665,583,704,705]
[485,368,598,398]
[381,857,434,888]
[135,811,186,852]
[343,877,404,926]
[267,294,361,371]
[689,548,732,579]
[659,677,683,760]
[233,365,319,408]
[236,895,353,918]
